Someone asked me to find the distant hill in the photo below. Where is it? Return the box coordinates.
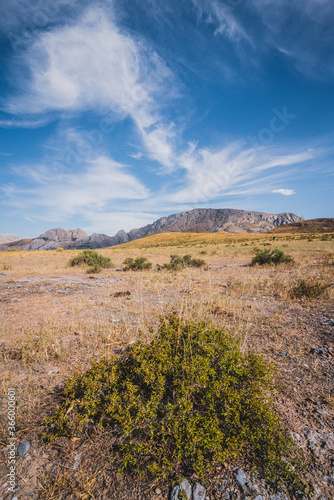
[270,218,334,234]
[0,235,21,244]
[0,208,304,251]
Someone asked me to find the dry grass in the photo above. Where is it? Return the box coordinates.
[0,231,333,499]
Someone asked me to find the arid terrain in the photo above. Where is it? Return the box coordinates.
[0,231,333,499]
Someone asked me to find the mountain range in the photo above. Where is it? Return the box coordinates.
[0,209,304,251]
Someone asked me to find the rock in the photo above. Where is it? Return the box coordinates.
[315,408,327,414]
[180,479,192,499]
[155,487,162,495]
[47,369,59,375]
[222,493,230,500]
[310,348,327,356]
[233,468,248,493]
[193,482,206,500]
[170,485,181,500]
[17,441,30,457]
[113,291,131,297]
[279,351,288,356]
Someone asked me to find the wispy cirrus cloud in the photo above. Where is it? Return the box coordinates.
[166,141,313,204]
[3,155,149,220]
[0,117,52,129]
[4,6,178,168]
[190,0,250,42]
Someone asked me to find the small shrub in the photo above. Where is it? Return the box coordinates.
[43,315,306,492]
[8,248,21,252]
[289,279,334,300]
[123,257,152,271]
[161,254,206,271]
[56,247,64,252]
[251,248,293,266]
[68,250,113,274]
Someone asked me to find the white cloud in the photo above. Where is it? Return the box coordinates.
[272,188,296,196]
[0,117,51,129]
[5,6,177,167]
[2,155,150,221]
[166,142,312,204]
[191,0,250,42]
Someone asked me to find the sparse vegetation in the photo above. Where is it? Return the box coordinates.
[43,315,305,491]
[56,247,64,252]
[122,256,152,271]
[68,249,113,273]
[160,254,206,271]
[251,248,293,266]
[11,329,65,364]
[289,278,334,300]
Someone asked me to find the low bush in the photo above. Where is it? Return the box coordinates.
[160,254,206,271]
[43,315,306,492]
[251,248,293,266]
[56,247,64,252]
[123,257,152,271]
[289,279,333,300]
[68,250,113,273]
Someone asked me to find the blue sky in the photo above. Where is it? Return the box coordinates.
[0,0,333,237]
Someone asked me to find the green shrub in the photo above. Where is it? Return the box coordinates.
[43,315,306,492]
[289,279,333,300]
[68,250,113,273]
[251,248,293,266]
[8,248,21,252]
[123,257,152,271]
[56,247,64,252]
[161,254,206,271]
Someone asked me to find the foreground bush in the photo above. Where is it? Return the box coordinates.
[251,248,293,266]
[123,257,152,271]
[160,254,206,271]
[289,278,333,300]
[43,315,305,491]
[68,249,113,273]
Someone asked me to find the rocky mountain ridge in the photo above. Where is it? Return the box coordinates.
[0,208,304,251]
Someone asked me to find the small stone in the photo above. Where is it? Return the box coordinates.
[155,487,162,495]
[316,408,327,415]
[193,482,206,500]
[180,479,192,499]
[170,485,180,500]
[222,493,230,500]
[254,496,264,500]
[311,348,327,356]
[17,441,30,457]
[233,468,248,493]
[279,351,288,356]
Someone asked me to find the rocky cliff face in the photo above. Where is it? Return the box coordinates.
[0,209,304,251]
[126,209,303,238]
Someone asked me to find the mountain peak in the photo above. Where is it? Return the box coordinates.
[0,209,304,251]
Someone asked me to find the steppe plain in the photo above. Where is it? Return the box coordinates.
[0,231,333,499]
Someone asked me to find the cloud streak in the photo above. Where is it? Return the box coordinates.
[4,6,178,168]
